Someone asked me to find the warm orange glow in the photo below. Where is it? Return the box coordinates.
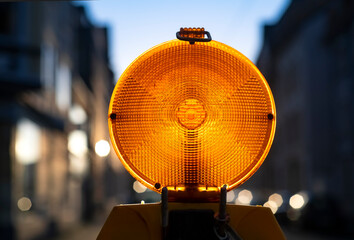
[108,39,276,194]
[176,99,207,129]
[179,27,206,39]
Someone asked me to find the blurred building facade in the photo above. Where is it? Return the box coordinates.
[256,0,354,235]
[0,2,132,240]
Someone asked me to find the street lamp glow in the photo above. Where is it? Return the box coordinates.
[95,140,110,157]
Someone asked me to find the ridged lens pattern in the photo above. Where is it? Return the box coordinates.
[109,40,276,193]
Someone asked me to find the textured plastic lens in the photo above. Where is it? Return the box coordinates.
[108,39,276,193]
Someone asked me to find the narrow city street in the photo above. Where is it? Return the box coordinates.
[2,1,354,240]
[51,222,352,240]
[51,222,103,240]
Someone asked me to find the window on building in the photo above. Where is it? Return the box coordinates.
[40,44,56,89]
[55,62,72,112]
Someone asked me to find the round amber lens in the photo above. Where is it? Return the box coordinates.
[108,40,276,193]
[176,99,207,130]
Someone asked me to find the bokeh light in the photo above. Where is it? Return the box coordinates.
[69,104,87,125]
[289,194,305,209]
[68,130,88,157]
[298,191,309,205]
[17,197,32,211]
[269,193,283,207]
[264,200,278,214]
[133,181,147,193]
[95,140,111,157]
[15,119,41,165]
[227,190,236,202]
[236,189,253,205]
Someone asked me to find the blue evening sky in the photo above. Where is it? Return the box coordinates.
[80,0,290,80]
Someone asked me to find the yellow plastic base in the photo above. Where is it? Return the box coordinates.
[97,202,285,240]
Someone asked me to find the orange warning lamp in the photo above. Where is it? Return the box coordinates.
[108,27,276,201]
[100,28,284,240]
